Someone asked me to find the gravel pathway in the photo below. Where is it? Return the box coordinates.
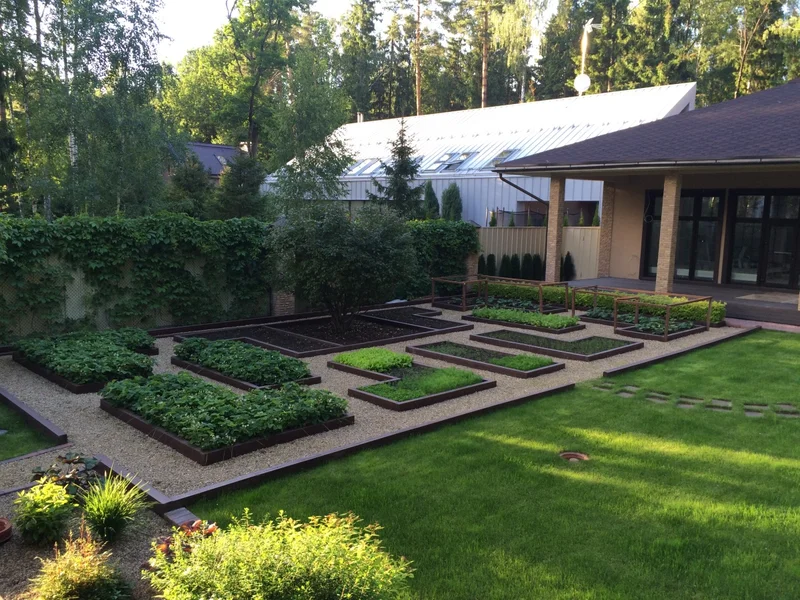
[0,307,742,598]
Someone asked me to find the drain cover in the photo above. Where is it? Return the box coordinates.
[559,451,589,462]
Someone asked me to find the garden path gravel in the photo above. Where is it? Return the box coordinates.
[0,307,741,598]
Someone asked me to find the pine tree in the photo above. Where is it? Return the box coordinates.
[499,254,512,277]
[163,154,212,218]
[423,180,439,219]
[532,0,583,99]
[562,251,576,280]
[532,253,544,280]
[563,213,569,227]
[592,205,600,226]
[441,183,463,220]
[341,0,379,118]
[578,210,585,226]
[521,253,535,279]
[478,254,487,274]
[486,253,497,276]
[209,154,267,219]
[368,119,424,219]
[489,211,497,226]
[510,253,521,278]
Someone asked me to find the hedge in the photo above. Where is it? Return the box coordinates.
[486,283,727,324]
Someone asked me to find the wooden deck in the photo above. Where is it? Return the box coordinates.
[571,278,800,326]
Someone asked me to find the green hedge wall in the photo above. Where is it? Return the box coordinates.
[0,214,273,342]
[486,283,727,324]
[401,220,480,299]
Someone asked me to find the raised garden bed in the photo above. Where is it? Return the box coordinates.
[476,296,567,314]
[406,342,565,378]
[100,374,353,465]
[463,308,585,334]
[580,308,706,341]
[327,348,495,411]
[172,338,320,391]
[180,311,472,358]
[470,330,643,362]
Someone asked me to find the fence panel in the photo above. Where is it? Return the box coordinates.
[563,227,600,279]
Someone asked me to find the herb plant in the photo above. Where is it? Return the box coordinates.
[14,481,75,545]
[81,475,150,542]
[333,348,413,373]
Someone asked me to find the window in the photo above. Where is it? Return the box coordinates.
[485,149,519,169]
[347,159,373,175]
[361,160,385,176]
[215,155,228,166]
[424,151,474,172]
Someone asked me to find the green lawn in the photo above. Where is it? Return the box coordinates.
[0,403,52,461]
[191,330,800,600]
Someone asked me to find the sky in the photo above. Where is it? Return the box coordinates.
[156,0,347,65]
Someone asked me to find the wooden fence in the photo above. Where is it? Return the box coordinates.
[478,226,600,280]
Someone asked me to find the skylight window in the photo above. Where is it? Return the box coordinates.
[361,160,385,176]
[215,155,228,166]
[347,158,373,175]
[424,152,474,173]
[485,149,519,169]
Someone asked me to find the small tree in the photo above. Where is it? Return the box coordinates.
[209,154,267,219]
[508,213,515,227]
[441,183,462,221]
[532,254,543,280]
[562,251,576,281]
[563,213,569,227]
[423,181,439,219]
[368,119,424,219]
[478,254,487,275]
[521,253,535,279]
[163,155,212,217]
[489,211,497,227]
[510,254,521,278]
[578,210,585,226]
[499,254,512,277]
[592,205,600,226]
[486,253,497,276]
[273,203,416,333]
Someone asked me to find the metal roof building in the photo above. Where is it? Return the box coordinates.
[329,82,697,225]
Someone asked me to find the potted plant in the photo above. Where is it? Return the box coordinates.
[0,517,12,544]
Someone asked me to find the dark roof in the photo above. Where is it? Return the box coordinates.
[497,79,800,173]
[187,142,240,177]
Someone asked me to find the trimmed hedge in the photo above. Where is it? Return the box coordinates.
[471,307,580,330]
[101,373,348,451]
[175,338,310,386]
[486,283,727,324]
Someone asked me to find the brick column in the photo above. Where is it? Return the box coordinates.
[597,183,615,278]
[272,290,296,317]
[465,252,479,278]
[545,176,566,282]
[655,173,682,294]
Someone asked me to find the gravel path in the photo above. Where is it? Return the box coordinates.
[0,307,742,598]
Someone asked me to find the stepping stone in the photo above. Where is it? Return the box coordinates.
[745,411,764,418]
[707,406,732,412]
[744,404,769,411]
[777,412,800,419]
[676,402,696,409]
[617,392,635,398]
[622,385,640,393]
[776,403,799,412]
[648,391,669,398]
[710,399,732,409]
[647,396,669,404]
[592,386,612,392]
[679,397,704,404]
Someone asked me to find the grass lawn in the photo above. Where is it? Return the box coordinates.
[191,330,800,599]
[0,403,52,461]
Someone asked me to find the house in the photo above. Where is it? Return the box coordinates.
[325,83,696,225]
[187,142,240,184]
[496,78,800,324]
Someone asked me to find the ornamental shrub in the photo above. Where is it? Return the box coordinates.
[478,254,487,275]
[562,252,576,281]
[27,523,131,600]
[101,374,348,451]
[486,254,497,276]
[423,180,440,219]
[333,348,412,373]
[592,206,600,226]
[81,475,150,543]
[489,212,497,227]
[144,512,413,600]
[532,254,544,280]
[62,328,155,352]
[14,481,75,545]
[510,254,521,279]
[441,183,463,220]
[175,338,310,386]
[498,255,512,277]
[521,253,535,280]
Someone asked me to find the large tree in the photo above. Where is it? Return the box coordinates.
[340,0,380,118]
[368,119,424,219]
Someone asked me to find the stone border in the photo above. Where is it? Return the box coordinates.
[348,378,497,412]
[602,326,762,377]
[99,399,355,466]
[469,331,644,362]
[170,356,321,391]
[406,343,566,379]
[0,385,68,444]
[462,315,585,334]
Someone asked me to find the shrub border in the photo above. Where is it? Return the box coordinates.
[469,331,644,362]
[170,356,321,391]
[462,314,586,334]
[99,399,354,466]
[405,343,566,378]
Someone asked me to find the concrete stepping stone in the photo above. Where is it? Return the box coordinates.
[707,405,732,412]
[622,385,640,393]
[679,396,704,404]
[710,399,733,409]
[676,402,696,409]
[777,411,800,419]
[776,403,799,413]
[647,391,669,398]
[743,403,769,411]
[745,411,764,418]
[617,391,635,398]
[646,396,669,404]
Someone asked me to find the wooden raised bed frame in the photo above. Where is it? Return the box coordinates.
[327,360,496,411]
[461,314,585,334]
[469,331,644,362]
[405,343,565,379]
[100,399,355,466]
[170,356,321,391]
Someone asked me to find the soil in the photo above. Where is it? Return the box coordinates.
[483,330,632,355]
[191,326,336,352]
[369,308,460,330]
[424,341,512,362]
[273,317,419,345]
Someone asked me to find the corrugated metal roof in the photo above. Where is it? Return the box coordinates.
[336,82,696,177]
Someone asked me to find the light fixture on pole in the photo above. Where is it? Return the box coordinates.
[574,18,601,96]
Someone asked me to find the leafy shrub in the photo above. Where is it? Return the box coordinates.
[27,522,131,600]
[362,366,482,402]
[441,183,463,220]
[423,180,439,219]
[101,374,348,451]
[333,348,412,373]
[16,337,154,384]
[478,254,486,275]
[31,453,102,496]
[175,338,310,386]
[520,253,535,280]
[499,254,512,277]
[561,252,576,281]
[14,481,75,545]
[486,254,497,276]
[472,307,580,329]
[532,254,544,280]
[510,254,521,278]
[81,475,149,543]
[583,308,696,333]
[62,328,155,352]
[144,512,412,600]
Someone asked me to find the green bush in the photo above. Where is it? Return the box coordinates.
[489,212,497,227]
[510,254,521,278]
[508,213,515,227]
[101,374,348,451]
[520,253,535,280]
[16,337,154,384]
[472,307,580,329]
[81,475,149,543]
[532,254,544,280]
[27,523,131,600]
[486,254,497,276]
[14,481,75,545]
[561,252,576,281]
[175,338,310,386]
[478,254,486,275]
[363,366,482,401]
[583,308,695,333]
[144,512,412,599]
[60,328,155,352]
[499,255,512,277]
[423,181,440,219]
[441,183,463,220]
[333,348,412,373]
